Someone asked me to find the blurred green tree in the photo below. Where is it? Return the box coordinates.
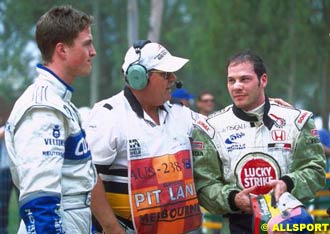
[0,0,329,127]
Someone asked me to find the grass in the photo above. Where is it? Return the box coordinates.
[8,189,19,234]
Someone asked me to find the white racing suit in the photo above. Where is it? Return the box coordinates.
[192,98,326,234]
[5,64,97,234]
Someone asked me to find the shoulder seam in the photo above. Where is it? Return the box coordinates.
[208,105,232,119]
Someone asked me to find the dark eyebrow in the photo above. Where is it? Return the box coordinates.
[83,38,93,45]
[241,75,250,78]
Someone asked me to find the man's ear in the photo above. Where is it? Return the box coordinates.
[261,73,268,88]
[54,42,66,59]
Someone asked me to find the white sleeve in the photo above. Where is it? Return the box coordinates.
[86,102,118,166]
[13,108,67,201]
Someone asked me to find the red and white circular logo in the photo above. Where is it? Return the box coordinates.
[235,152,281,195]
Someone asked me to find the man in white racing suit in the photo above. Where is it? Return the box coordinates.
[192,50,326,234]
[5,6,97,234]
[87,41,203,234]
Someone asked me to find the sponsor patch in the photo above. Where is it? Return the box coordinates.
[155,49,168,60]
[223,123,247,132]
[44,138,65,146]
[225,132,246,152]
[225,132,245,144]
[182,159,192,169]
[268,143,291,151]
[235,152,281,195]
[305,138,320,144]
[42,151,64,157]
[64,130,91,160]
[226,144,246,152]
[271,130,286,141]
[53,125,60,138]
[197,120,209,131]
[129,139,142,158]
[269,114,286,128]
[192,151,203,157]
[310,129,319,137]
[297,112,308,124]
[192,141,204,150]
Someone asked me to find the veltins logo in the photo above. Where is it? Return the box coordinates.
[53,125,61,138]
[235,152,281,195]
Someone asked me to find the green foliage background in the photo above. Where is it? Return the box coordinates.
[1,0,330,122]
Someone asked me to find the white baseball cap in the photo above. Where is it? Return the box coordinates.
[122,42,189,74]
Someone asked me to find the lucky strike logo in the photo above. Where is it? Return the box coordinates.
[236,153,281,195]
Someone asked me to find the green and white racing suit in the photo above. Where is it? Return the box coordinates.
[192,98,326,234]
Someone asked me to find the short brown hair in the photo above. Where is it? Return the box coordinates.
[226,50,266,80]
[35,5,93,63]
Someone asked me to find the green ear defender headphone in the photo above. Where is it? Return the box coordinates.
[125,40,151,90]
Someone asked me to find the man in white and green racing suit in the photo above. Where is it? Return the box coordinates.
[192,50,326,234]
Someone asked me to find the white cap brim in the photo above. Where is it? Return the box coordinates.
[152,55,189,72]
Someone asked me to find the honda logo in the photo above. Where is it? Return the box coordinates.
[271,130,286,141]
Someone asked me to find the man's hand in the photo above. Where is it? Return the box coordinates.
[103,226,125,234]
[323,145,330,156]
[269,98,292,108]
[266,180,287,201]
[234,186,256,213]
[91,177,125,234]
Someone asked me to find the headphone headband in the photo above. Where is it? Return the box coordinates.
[125,40,151,90]
[133,40,151,51]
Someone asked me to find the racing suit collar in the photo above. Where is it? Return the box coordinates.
[36,64,74,102]
[232,97,274,130]
[124,86,167,119]
[37,64,74,92]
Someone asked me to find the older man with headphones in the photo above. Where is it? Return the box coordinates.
[86,40,203,234]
